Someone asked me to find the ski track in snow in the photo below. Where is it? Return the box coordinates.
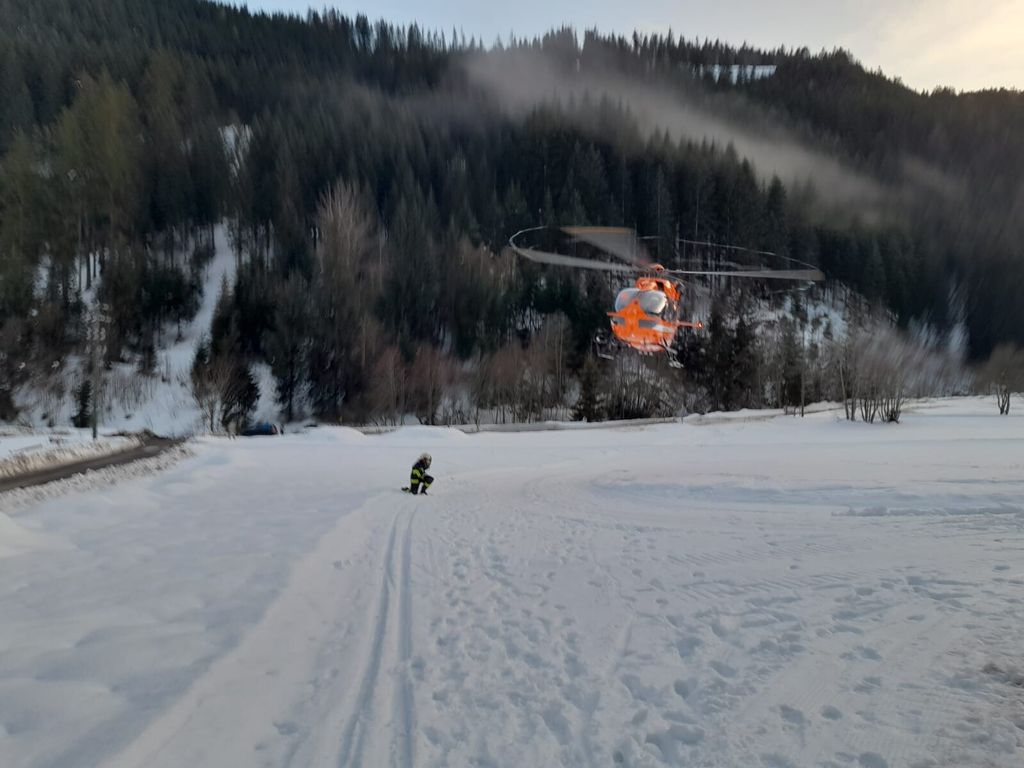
[1,398,1024,767]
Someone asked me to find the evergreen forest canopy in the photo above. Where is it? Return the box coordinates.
[0,0,1022,424]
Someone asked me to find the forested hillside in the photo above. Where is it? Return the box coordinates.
[0,0,1021,427]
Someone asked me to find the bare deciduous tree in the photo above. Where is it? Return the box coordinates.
[409,344,455,426]
[603,354,674,420]
[307,183,383,420]
[190,350,236,433]
[368,346,408,426]
[979,344,1024,415]
[190,339,258,434]
[828,319,967,424]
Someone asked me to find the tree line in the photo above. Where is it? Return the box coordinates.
[1,0,1021,426]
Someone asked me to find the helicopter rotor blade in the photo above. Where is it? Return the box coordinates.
[510,244,637,273]
[561,226,652,268]
[676,238,779,259]
[509,226,825,281]
[666,267,825,281]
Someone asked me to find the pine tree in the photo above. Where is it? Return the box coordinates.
[266,275,311,422]
[72,379,92,429]
[704,299,734,411]
[730,308,759,409]
[779,318,803,410]
[141,52,192,243]
[649,165,675,262]
[55,71,143,288]
[0,51,34,148]
[764,176,788,256]
[862,240,885,303]
[573,354,604,421]
[0,133,45,322]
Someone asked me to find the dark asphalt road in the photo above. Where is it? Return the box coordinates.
[0,437,184,494]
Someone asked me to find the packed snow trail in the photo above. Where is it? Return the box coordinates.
[2,398,1024,767]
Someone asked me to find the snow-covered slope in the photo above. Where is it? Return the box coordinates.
[11,226,281,437]
[1,397,1023,767]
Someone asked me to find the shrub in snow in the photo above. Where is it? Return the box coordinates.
[977,344,1024,415]
[829,319,968,423]
[190,339,259,433]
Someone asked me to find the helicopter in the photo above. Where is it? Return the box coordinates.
[509,226,824,365]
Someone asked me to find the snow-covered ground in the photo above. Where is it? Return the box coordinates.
[1,396,1023,768]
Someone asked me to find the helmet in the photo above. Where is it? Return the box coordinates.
[419,452,432,467]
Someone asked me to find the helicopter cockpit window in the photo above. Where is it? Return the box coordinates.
[614,288,640,311]
[637,291,668,315]
[615,288,669,315]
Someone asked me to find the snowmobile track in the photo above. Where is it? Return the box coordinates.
[337,508,416,768]
[396,512,416,767]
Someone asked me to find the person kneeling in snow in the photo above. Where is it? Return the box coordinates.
[406,453,434,495]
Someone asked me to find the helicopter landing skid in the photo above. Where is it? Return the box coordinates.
[661,342,685,368]
[594,333,685,368]
[593,332,617,360]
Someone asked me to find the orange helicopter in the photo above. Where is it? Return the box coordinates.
[509,226,824,364]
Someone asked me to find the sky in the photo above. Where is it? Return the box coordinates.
[236,0,1023,92]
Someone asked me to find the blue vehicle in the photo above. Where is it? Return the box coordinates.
[241,422,281,437]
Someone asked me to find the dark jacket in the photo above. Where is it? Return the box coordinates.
[411,458,431,479]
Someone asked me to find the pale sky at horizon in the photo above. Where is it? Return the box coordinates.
[235,0,1024,92]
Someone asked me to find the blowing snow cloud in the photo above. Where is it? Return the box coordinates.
[461,47,888,216]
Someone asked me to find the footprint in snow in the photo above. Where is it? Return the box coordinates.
[676,635,702,659]
[760,754,798,768]
[708,660,737,678]
[858,753,889,768]
[854,676,882,693]
[673,678,696,699]
[779,705,805,726]
[273,720,298,736]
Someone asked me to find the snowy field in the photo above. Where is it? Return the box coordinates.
[1,397,1023,768]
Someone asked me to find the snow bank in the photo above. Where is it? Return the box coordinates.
[0,433,134,478]
[0,444,192,518]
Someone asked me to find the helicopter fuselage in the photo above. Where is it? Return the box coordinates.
[608,276,703,354]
